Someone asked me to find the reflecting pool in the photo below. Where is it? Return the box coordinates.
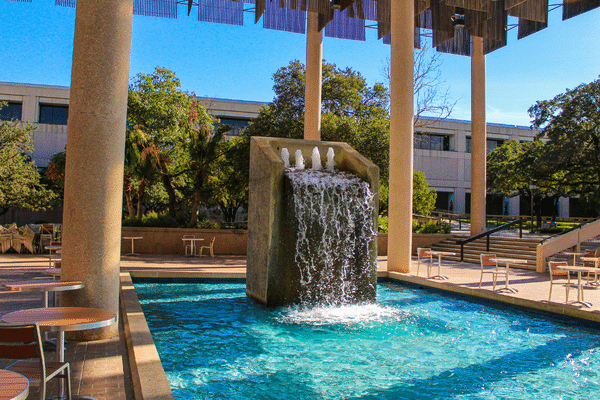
[135,281,600,399]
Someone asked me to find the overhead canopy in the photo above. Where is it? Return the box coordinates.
[14,0,600,54]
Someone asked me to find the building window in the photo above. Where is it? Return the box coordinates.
[466,137,504,153]
[0,102,23,121]
[215,117,251,136]
[414,133,450,151]
[39,104,69,125]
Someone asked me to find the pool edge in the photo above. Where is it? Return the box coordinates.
[120,272,175,400]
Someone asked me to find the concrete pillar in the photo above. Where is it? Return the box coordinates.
[387,0,414,272]
[61,0,133,340]
[304,11,323,141]
[470,37,487,235]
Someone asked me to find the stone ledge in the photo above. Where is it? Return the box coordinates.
[120,272,174,400]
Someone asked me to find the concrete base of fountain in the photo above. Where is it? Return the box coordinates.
[247,137,379,306]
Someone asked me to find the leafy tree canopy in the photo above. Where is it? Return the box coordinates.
[528,78,600,205]
[244,60,390,180]
[126,67,215,219]
[0,106,57,215]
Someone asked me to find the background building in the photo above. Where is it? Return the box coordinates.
[0,81,572,220]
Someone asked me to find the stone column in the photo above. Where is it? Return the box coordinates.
[304,11,323,141]
[470,36,486,235]
[387,0,414,272]
[61,0,133,340]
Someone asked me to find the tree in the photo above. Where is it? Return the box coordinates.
[383,45,457,128]
[528,78,600,210]
[244,60,391,180]
[204,136,249,224]
[413,171,436,215]
[0,106,57,215]
[126,67,213,219]
[187,123,228,225]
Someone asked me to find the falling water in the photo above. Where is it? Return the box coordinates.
[285,169,377,305]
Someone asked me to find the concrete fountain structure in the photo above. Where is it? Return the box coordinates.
[247,137,379,306]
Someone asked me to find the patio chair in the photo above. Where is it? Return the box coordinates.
[581,248,600,284]
[12,225,36,254]
[0,235,11,253]
[479,253,501,289]
[416,248,433,277]
[198,237,216,257]
[0,323,72,400]
[183,235,195,256]
[548,261,571,302]
[40,224,55,249]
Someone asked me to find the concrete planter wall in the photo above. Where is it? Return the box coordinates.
[122,227,451,257]
[121,227,247,255]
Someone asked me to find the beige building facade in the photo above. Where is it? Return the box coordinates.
[0,81,570,218]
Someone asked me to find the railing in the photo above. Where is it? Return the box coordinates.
[535,218,600,272]
[430,211,469,230]
[456,218,524,261]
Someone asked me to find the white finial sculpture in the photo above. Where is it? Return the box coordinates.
[311,147,322,171]
[295,149,305,170]
[281,148,290,169]
[326,147,335,171]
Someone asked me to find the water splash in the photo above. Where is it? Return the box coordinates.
[285,169,377,306]
[325,148,335,171]
[311,147,322,171]
[295,150,305,170]
[281,148,290,168]
[278,303,408,326]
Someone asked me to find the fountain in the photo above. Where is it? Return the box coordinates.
[247,137,379,306]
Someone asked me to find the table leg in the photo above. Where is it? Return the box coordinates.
[430,256,448,280]
[499,264,517,293]
[570,272,592,308]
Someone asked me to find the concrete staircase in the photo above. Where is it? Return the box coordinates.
[430,234,540,270]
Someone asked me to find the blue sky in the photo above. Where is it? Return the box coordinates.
[1,0,599,127]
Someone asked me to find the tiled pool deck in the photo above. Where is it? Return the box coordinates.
[1,253,599,399]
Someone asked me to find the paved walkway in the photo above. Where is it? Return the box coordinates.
[1,252,600,399]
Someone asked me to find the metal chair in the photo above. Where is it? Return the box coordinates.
[416,248,433,277]
[198,237,216,257]
[0,323,71,400]
[548,261,571,302]
[479,253,501,289]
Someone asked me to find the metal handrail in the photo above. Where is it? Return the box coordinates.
[456,218,524,261]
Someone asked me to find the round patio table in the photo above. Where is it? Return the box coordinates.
[4,279,84,308]
[426,250,455,280]
[122,236,143,255]
[557,265,598,308]
[490,258,528,293]
[1,307,116,363]
[0,370,29,400]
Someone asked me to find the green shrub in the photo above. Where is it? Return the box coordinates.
[378,216,388,233]
[122,211,179,228]
[412,220,452,234]
[196,220,220,229]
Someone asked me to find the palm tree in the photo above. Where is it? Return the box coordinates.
[187,124,227,225]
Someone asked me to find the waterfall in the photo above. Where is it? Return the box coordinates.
[285,169,377,305]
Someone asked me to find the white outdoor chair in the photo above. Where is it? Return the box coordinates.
[548,260,571,302]
[479,253,501,289]
[198,237,215,257]
[416,248,433,277]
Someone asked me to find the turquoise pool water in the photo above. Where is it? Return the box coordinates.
[135,281,600,399]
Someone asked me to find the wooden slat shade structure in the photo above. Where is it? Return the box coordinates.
[43,0,600,54]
